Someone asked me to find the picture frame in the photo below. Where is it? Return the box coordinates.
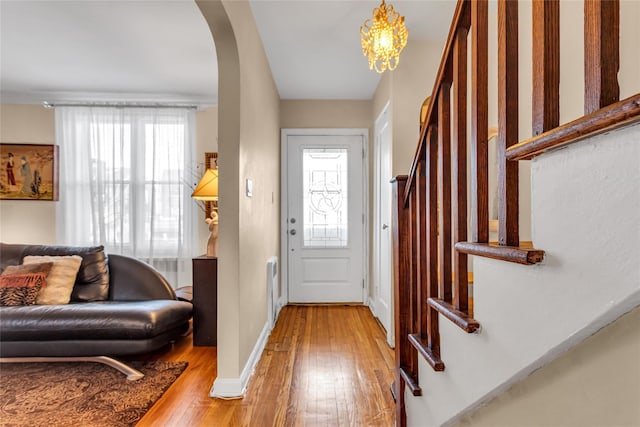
[205,152,218,170]
[0,144,59,201]
[204,152,218,220]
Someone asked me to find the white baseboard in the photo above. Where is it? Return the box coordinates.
[209,321,270,399]
[275,296,286,321]
[209,377,244,399]
[367,298,395,348]
[366,297,376,316]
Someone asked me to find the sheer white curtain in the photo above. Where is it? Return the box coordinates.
[55,106,198,288]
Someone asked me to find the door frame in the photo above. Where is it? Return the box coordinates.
[372,102,394,346]
[280,128,369,306]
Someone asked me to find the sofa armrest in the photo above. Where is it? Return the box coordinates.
[107,254,177,301]
[0,243,27,271]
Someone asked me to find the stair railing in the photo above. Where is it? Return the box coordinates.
[391,0,640,425]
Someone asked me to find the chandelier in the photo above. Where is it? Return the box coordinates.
[360,0,409,73]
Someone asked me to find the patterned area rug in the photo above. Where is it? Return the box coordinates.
[0,361,187,427]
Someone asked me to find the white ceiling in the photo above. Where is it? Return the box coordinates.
[0,0,219,105]
[0,0,456,105]
[250,0,456,99]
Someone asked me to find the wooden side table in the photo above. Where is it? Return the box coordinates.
[192,256,217,346]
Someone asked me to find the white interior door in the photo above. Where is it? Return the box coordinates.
[373,105,394,345]
[285,132,365,303]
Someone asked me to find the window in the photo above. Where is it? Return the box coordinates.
[55,107,198,287]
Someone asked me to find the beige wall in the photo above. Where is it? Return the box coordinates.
[233,0,281,370]
[0,104,57,244]
[619,0,640,99]
[454,306,640,427]
[390,40,443,177]
[372,72,391,128]
[280,99,371,129]
[371,40,443,178]
[0,104,217,252]
[198,0,281,382]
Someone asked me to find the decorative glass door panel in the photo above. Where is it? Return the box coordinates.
[303,148,348,248]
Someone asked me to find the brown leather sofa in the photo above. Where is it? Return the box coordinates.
[0,243,192,379]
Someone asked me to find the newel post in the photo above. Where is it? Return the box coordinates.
[391,175,410,427]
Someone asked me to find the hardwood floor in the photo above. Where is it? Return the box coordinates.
[137,305,396,426]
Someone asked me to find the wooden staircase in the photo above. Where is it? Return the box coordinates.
[391,0,640,425]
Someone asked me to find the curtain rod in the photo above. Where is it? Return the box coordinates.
[43,101,199,110]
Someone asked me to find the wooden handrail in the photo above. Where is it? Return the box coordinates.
[507,94,640,160]
[391,0,639,421]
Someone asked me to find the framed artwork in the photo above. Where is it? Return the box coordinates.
[205,152,218,170]
[204,152,218,220]
[0,144,59,201]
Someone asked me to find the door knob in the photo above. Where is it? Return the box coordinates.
[382,224,389,230]
[290,229,297,235]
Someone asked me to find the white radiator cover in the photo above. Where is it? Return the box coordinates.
[266,256,279,329]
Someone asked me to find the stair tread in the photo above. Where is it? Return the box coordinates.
[428,298,481,333]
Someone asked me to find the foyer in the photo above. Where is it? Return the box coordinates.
[137,305,395,426]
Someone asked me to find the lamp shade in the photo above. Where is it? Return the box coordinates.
[191,168,218,201]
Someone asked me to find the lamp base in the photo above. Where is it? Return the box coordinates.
[206,221,218,257]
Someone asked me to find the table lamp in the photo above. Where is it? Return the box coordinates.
[191,168,219,257]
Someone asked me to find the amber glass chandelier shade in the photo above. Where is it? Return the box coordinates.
[191,168,218,201]
[360,0,408,73]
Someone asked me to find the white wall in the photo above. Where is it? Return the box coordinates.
[454,306,640,427]
[404,122,640,427]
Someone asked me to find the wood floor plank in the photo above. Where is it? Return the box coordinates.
[136,305,395,426]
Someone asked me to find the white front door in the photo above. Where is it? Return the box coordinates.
[373,105,394,346]
[284,131,365,303]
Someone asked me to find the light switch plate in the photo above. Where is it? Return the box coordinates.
[246,178,253,197]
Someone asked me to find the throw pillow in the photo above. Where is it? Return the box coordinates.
[0,273,46,306]
[21,245,110,302]
[23,255,82,305]
[1,262,54,277]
